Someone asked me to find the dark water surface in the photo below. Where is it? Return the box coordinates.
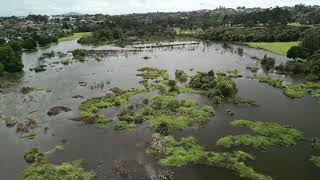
[0,40,319,180]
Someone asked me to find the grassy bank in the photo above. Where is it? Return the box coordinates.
[58,32,92,42]
[245,41,300,56]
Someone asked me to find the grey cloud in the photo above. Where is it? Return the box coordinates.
[0,0,319,16]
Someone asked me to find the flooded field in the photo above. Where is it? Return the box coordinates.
[0,40,319,180]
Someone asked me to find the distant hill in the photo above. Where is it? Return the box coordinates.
[63,12,83,16]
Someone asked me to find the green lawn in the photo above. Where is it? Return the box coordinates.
[287,22,302,27]
[174,27,203,35]
[245,41,300,56]
[58,32,92,42]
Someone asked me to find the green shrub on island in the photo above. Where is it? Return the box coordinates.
[217,119,304,150]
[24,148,45,164]
[189,70,238,103]
[72,49,86,60]
[260,55,275,71]
[175,69,188,82]
[137,67,169,80]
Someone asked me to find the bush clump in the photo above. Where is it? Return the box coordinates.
[189,70,238,103]
[24,148,45,164]
[175,69,188,82]
[72,49,86,60]
[260,55,275,71]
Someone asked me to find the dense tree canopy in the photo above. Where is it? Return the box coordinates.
[0,46,23,73]
[302,28,320,53]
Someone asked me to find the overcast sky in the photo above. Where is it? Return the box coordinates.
[1,0,319,16]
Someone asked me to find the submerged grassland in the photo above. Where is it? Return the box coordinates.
[217,119,304,150]
[20,148,94,180]
[147,134,272,180]
[253,75,320,99]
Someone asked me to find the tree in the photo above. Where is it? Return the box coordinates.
[287,46,309,59]
[307,50,320,74]
[0,46,23,72]
[302,28,320,53]
[7,40,22,52]
[22,38,37,50]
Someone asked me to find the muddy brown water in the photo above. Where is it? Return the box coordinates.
[0,40,319,180]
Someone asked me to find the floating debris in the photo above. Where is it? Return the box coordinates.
[47,106,72,116]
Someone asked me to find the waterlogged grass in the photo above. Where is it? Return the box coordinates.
[254,75,284,88]
[254,75,320,99]
[148,134,272,180]
[19,160,95,180]
[284,82,320,98]
[144,95,215,133]
[137,67,169,80]
[178,85,206,94]
[114,121,137,131]
[46,145,64,154]
[245,42,300,56]
[20,87,50,94]
[58,32,92,42]
[312,137,320,150]
[21,148,94,180]
[217,119,304,150]
[79,89,145,120]
[226,97,257,105]
[310,156,320,167]
[216,70,243,78]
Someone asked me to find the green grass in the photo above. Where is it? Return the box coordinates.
[287,22,302,27]
[245,41,300,56]
[174,27,204,35]
[59,32,92,42]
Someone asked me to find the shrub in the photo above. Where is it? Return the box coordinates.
[175,69,188,82]
[260,55,275,71]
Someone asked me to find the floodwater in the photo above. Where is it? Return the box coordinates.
[0,40,319,180]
